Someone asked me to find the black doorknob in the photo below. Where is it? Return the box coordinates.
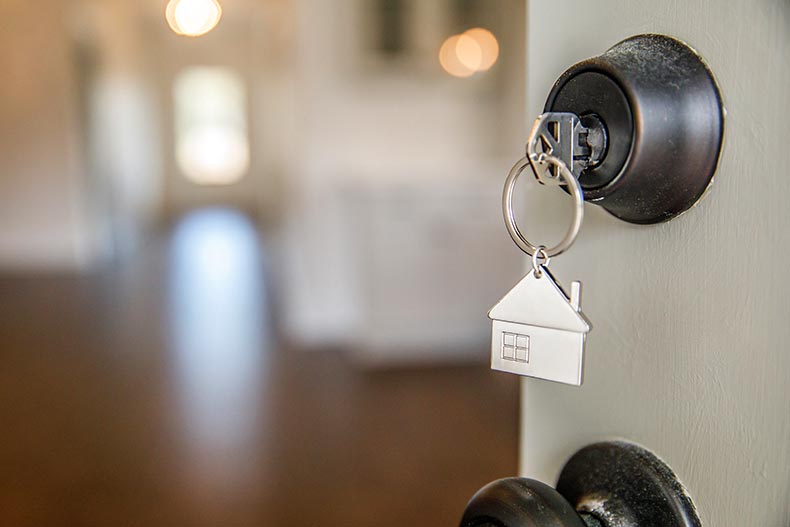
[460,441,701,527]
[459,477,588,527]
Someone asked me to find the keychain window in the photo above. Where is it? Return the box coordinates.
[502,332,529,363]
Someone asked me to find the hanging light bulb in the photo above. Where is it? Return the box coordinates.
[166,0,223,37]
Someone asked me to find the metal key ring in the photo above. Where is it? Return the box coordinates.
[502,152,584,258]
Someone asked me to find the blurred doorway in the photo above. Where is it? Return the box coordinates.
[147,2,269,219]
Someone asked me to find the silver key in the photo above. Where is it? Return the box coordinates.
[527,112,607,183]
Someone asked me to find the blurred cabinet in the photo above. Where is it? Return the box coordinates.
[341,178,522,364]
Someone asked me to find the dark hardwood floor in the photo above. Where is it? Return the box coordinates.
[0,209,519,527]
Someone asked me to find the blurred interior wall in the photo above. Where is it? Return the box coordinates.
[0,0,164,270]
[0,0,93,269]
[277,0,527,357]
[77,0,164,263]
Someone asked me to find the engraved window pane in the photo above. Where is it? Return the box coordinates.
[516,346,528,362]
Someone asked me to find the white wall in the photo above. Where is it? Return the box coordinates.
[0,0,165,270]
[0,0,92,269]
[78,0,164,261]
[520,1,790,525]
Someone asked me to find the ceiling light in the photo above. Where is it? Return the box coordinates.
[166,0,222,37]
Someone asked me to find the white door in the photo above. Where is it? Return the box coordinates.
[520,2,790,526]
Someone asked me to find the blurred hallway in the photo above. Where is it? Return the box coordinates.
[0,208,518,527]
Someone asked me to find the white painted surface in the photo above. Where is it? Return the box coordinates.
[520,1,790,525]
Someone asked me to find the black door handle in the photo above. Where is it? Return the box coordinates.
[460,441,701,527]
[460,477,588,527]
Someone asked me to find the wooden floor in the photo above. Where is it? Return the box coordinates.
[0,210,519,527]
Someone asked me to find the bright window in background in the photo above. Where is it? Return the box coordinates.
[174,67,249,186]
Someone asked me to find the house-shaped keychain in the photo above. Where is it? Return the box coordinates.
[488,266,591,386]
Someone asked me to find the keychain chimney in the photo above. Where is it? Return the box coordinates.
[570,281,581,312]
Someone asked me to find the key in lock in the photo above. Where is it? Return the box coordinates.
[527,112,608,186]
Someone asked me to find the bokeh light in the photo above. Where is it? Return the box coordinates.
[464,28,499,71]
[439,35,476,78]
[166,0,223,37]
[455,34,483,71]
[439,27,500,78]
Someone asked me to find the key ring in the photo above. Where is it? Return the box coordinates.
[502,152,584,258]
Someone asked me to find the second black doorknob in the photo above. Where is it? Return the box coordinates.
[459,441,701,527]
